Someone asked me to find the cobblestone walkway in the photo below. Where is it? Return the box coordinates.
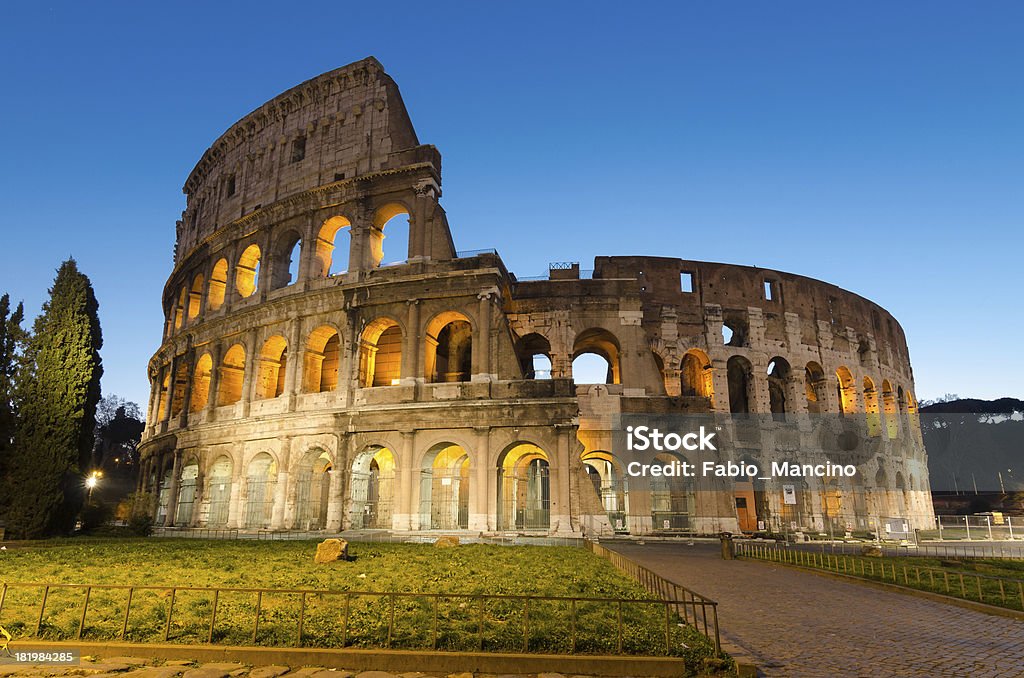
[613,542,1024,677]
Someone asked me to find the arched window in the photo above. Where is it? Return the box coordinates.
[294,449,333,530]
[582,450,627,531]
[680,349,713,399]
[882,380,898,439]
[255,335,288,399]
[188,273,204,320]
[271,230,302,290]
[836,366,856,415]
[572,328,621,385]
[217,344,246,406]
[157,366,170,420]
[207,456,233,526]
[175,460,200,526]
[863,377,881,436]
[804,362,826,414]
[497,443,550,531]
[767,357,791,418]
[651,452,695,531]
[169,361,189,418]
[314,216,351,276]
[420,443,470,530]
[349,446,395,529]
[208,258,228,311]
[236,244,261,298]
[189,353,213,412]
[359,318,403,387]
[727,356,753,414]
[425,312,472,383]
[174,286,187,329]
[515,333,552,379]
[303,326,341,393]
[244,453,277,529]
[372,203,411,267]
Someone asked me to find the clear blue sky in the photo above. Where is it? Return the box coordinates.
[1,1,1021,409]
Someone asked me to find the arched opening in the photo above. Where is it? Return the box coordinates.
[882,380,898,439]
[169,361,189,418]
[863,377,882,437]
[734,459,767,532]
[875,466,890,517]
[425,312,472,383]
[680,349,713,399]
[255,335,288,399]
[207,456,233,526]
[420,443,470,530]
[244,452,277,529]
[156,461,174,524]
[571,328,620,384]
[174,460,200,526]
[217,344,246,406]
[271,230,302,290]
[173,286,187,329]
[721,312,748,347]
[804,362,827,414]
[314,216,351,276]
[208,258,228,311]
[293,449,333,530]
[727,356,753,414]
[303,326,341,393]
[189,353,213,412]
[498,443,550,531]
[515,333,552,380]
[767,357,792,418]
[359,318,403,387]
[372,203,411,267]
[188,273,204,320]
[779,478,810,531]
[906,390,920,436]
[157,367,170,420]
[822,478,843,534]
[349,446,396,529]
[836,366,856,415]
[582,451,628,532]
[235,244,261,298]
[650,452,695,532]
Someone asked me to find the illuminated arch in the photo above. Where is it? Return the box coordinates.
[243,452,278,529]
[206,455,233,526]
[497,443,550,530]
[349,446,396,529]
[255,335,288,399]
[425,311,472,383]
[680,349,713,399]
[303,325,341,393]
[314,216,351,276]
[863,376,881,437]
[805,362,827,414]
[371,203,411,268]
[836,366,856,415]
[189,352,213,412]
[420,443,470,529]
[572,328,621,385]
[208,258,229,311]
[217,343,246,406]
[293,448,333,530]
[359,317,403,387]
[235,244,261,298]
[188,273,204,320]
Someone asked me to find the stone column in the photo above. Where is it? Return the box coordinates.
[394,431,416,530]
[241,329,258,417]
[325,464,344,532]
[402,299,420,385]
[285,317,302,410]
[164,450,183,527]
[271,470,288,530]
[550,425,573,533]
[161,355,179,424]
[469,427,490,531]
[229,464,244,529]
[473,291,493,381]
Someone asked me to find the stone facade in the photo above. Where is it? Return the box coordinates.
[138,57,934,537]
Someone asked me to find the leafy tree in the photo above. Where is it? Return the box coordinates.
[0,294,27,497]
[3,260,103,538]
[93,394,144,469]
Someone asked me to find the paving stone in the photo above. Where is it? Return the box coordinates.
[182,670,229,678]
[196,667,244,674]
[100,659,150,667]
[247,668,289,678]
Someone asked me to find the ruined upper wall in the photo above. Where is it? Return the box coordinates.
[175,57,424,262]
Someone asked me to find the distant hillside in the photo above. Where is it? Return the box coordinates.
[920,398,1024,415]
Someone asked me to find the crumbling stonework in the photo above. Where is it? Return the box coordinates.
[138,58,933,537]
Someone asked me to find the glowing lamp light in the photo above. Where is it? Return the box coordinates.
[390,379,401,386]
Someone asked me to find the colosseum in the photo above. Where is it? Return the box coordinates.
[138,57,934,538]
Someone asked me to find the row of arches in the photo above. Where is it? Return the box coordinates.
[167,207,412,338]
[153,441,553,532]
[153,311,480,422]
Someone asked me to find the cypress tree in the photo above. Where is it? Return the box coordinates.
[0,294,26,490]
[5,260,103,537]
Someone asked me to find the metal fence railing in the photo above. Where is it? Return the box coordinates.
[586,540,721,654]
[735,542,1024,612]
[791,539,1024,560]
[922,515,1023,541]
[0,581,706,657]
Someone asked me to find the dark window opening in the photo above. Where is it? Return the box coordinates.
[291,136,306,163]
[226,175,236,197]
[334,172,345,182]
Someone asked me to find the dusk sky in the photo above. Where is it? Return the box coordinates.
[1,2,1021,410]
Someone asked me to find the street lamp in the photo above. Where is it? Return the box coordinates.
[85,470,103,501]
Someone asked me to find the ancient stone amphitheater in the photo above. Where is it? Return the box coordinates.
[138,58,934,537]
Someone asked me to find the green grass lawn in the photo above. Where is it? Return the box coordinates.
[0,539,722,668]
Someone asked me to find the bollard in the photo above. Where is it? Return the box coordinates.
[720,532,736,560]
